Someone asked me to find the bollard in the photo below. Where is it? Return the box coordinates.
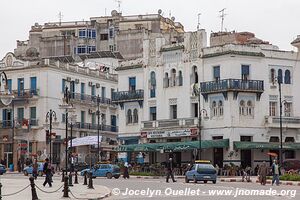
[61,170,65,182]
[83,172,87,185]
[29,176,39,200]
[63,176,69,197]
[68,171,73,187]
[0,182,2,200]
[74,169,79,184]
[87,172,94,189]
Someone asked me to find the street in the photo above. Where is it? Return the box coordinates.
[1,173,300,200]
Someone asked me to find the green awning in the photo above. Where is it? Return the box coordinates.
[115,139,229,152]
[233,141,300,150]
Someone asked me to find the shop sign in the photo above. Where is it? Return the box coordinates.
[144,129,192,138]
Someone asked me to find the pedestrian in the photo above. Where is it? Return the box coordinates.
[55,159,60,172]
[123,162,130,179]
[17,158,22,173]
[271,160,280,186]
[245,166,251,182]
[32,159,38,180]
[254,164,259,176]
[258,161,268,185]
[215,164,219,176]
[166,157,176,183]
[43,158,52,187]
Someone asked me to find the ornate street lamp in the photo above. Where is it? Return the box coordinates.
[45,110,57,164]
[96,94,101,162]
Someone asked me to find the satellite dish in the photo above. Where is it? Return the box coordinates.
[158,9,162,15]
[171,16,175,21]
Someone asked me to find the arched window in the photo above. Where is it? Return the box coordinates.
[150,71,156,97]
[212,101,217,117]
[218,100,223,116]
[247,100,253,116]
[284,70,291,84]
[178,71,183,86]
[133,109,138,123]
[171,69,176,87]
[278,69,283,84]
[192,66,198,84]
[163,72,169,88]
[270,68,275,83]
[127,109,132,124]
[239,100,245,115]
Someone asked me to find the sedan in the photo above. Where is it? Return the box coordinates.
[80,164,120,179]
[23,162,44,176]
[185,160,217,184]
[0,164,6,175]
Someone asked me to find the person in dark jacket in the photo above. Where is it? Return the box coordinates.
[123,162,130,179]
[166,158,176,183]
[43,158,52,187]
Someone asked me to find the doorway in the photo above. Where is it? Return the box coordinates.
[213,148,223,168]
[241,150,252,168]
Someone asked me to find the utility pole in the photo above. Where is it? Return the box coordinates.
[197,13,201,30]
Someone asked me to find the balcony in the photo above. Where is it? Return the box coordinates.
[0,119,39,129]
[112,90,144,109]
[142,118,197,130]
[70,93,116,107]
[200,79,264,101]
[265,116,300,129]
[0,120,12,129]
[72,122,118,132]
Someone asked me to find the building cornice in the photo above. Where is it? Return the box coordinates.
[202,50,265,58]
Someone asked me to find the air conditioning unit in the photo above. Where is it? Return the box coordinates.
[96,83,100,88]
[75,79,79,84]
[67,77,72,81]
[88,109,94,114]
[88,82,93,86]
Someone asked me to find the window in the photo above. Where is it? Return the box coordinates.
[178,71,183,86]
[101,87,106,98]
[213,66,220,82]
[163,73,169,88]
[270,68,276,83]
[101,113,106,125]
[133,109,138,123]
[284,70,291,84]
[87,46,96,53]
[150,72,156,98]
[81,111,85,125]
[91,113,96,126]
[7,79,12,92]
[109,28,114,38]
[111,88,115,99]
[285,137,295,143]
[171,69,176,87]
[62,113,66,123]
[191,66,198,84]
[30,77,37,94]
[212,101,217,117]
[170,105,177,119]
[18,78,24,95]
[81,83,85,100]
[150,107,157,121]
[269,102,277,116]
[91,85,96,97]
[192,103,198,118]
[100,34,108,40]
[87,29,96,39]
[240,136,252,142]
[246,100,253,116]
[218,101,224,116]
[30,107,36,125]
[278,69,283,84]
[284,102,292,117]
[129,77,136,91]
[127,109,132,124]
[17,108,24,121]
[109,45,114,52]
[269,136,279,142]
[241,65,250,81]
[77,46,87,54]
[285,150,295,159]
[239,100,245,115]
[79,29,87,38]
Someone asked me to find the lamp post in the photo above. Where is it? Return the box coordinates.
[68,113,76,172]
[96,95,101,162]
[45,110,57,164]
[278,80,283,166]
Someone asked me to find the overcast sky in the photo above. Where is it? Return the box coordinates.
[1,0,300,58]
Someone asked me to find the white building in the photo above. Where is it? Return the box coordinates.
[0,52,120,168]
[114,31,300,169]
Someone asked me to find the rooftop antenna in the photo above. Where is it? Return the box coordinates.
[58,11,63,26]
[219,8,226,32]
[115,0,122,13]
[105,8,107,16]
[169,10,172,18]
[197,13,201,30]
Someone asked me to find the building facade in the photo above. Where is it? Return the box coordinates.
[0,52,119,168]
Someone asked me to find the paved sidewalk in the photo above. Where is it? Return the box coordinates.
[219,176,300,186]
[0,176,111,199]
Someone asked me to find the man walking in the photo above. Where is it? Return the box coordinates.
[166,157,176,183]
[258,161,268,185]
[272,160,280,186]
[43,158,52,187]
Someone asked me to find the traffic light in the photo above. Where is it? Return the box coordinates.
[46,130,50,144]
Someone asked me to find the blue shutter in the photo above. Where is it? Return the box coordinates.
[7,79,12,92]
[18,78,24,96]
[150,107,156,114]
[30,77,37,94]
[241,65,250,75]
[278,69,283,84]
[30,107,36,119]
[213,66,220,78]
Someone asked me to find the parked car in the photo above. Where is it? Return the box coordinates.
[62,162,89,172]
[0,164,6,175]
[185,160,217,184]
[23,162,44,176]
[283,159,300,172]
[80,164,120,179]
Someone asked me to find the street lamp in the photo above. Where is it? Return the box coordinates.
[96,95,101,162]
[192,83,208,160]
[68,113,77,171]
[45,110,57,164]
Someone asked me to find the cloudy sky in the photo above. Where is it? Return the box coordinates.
[1,0,300,58]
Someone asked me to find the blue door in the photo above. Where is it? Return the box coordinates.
[18,78,24,96]
[30,77,37,95]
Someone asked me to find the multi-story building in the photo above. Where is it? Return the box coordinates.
[114,31,300,169]
[0,52,120,168]
[14,10,184,61]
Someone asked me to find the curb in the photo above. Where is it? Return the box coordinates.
[87,186,111,200]
[132,176,185,179]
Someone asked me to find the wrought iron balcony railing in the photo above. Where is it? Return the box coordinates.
[142,118,198,130]
[112,89,144,103]
[70,93,115,107]
[12,89,39,99]
[72,122,118,132]
[200,79,264,100]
